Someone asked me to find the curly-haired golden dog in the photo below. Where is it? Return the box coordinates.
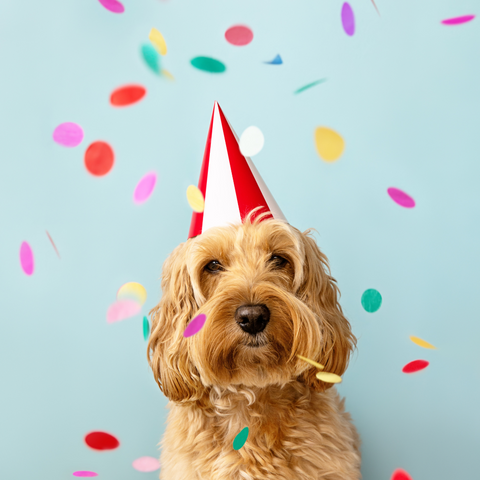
[148,213,360,480]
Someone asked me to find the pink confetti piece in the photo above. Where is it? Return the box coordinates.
[133,172,157,204]
[402,359,429,374]
[19,241,34,275]
[132,456,161,472]
[441,15,475,26]
[98,0,124,13]
[183,313,207,338]
[73,472,98,478]
[225,25,254,46]
[107,299,141,323]
[392,469,413,480]
[387,187,415,208]
[46,230,60,258]
[341,3,355,36]
[53,122,84,147]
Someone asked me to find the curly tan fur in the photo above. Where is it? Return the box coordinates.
[148,215,360,479]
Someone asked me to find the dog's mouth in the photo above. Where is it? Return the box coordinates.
[242,334,269,348]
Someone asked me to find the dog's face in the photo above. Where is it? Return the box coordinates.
[148,217,355,402]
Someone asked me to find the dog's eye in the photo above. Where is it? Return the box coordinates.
[269,255,288,269]
[204,260,224,273]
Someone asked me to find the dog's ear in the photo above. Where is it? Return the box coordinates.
[297,231,356,391]
[147,241,205,402]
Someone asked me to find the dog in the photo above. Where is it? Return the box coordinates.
[148,211,360,479]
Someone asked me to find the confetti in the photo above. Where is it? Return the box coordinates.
[186,185,205,213]
[19,241,34,275]
[183,313,207,338]
[143,316,150,340]
[132,456,161,472]
[46,230,60,258]
[133,172,157,204]
[371,0,380,16]
[239,126,265,157]
[110,85,146,107]
[98,0,124,13]
[162,68,175,81]
[441,15,475,26]
[53,122,84,147]
[297,355,324,370]
[391,469,413,480]
[316,371,342,384]
[341,3,355,36]
[294,78,326,94]
[233,427,249,450]
[141,44,160,74]
[107,299,142,324]
[225,25,254,46]
[402,360,429,374]
[73,472,98,478]
[149,28,168,55]
[84,141,114,176]
[314,127,345,162]
[410,336,436,350]
[387,187,415,208]
[361,289,382,313]
[190,57,226,73]
[84,431,120,450]
[117,282,147,306]
[264,54,282,65]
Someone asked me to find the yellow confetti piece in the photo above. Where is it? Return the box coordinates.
[410,335,436,349]
[297,355,324,370]
[314,127,345,162]
[186,185,204,213]
[161,69,175,81]
[117,282,147,306]
[149,27,167,55]
[316,371,342,384]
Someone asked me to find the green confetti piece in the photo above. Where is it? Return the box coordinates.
[361,289,382,313]
[190,56,226,73]
[141,44,160,74]
[233,427,248,450]
[143,316,150,340]
[294,78,327,94]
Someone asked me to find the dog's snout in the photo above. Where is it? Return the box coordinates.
[235,304,270,334]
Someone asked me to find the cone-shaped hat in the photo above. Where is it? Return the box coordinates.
[188,102,286,238]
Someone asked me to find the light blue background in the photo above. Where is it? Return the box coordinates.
[1,0,479,478]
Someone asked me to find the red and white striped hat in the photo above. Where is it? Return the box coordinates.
[188,102,286,238]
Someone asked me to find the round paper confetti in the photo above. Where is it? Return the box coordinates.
[53,122,84,147]
[98,0,124,13]
[133,172,157,204]
[361,289,382,313]
[143,316,150,340]
[316,371,342,384]
[85,431,119,450]
[186,185,205,213]
[314,127,345,162]
[84,141,114,176]
[149,28,167,55]
[402,360,429,374]
[225,25,254,46]
[107,299,142,324]
[239,126,264,157]
[141,44,160,74]
[233,427,249,450]
[391,469,413,480]
[341,3,355,36]
[19,241,34,276]
[387,187,415,208]
[190,57,226,73]
[110,85,146,107]
[117,282,147,306]
[441,15,475,26]
[132,456,161,472]
[410,336,436,350]
[183,313,207,338]
[297,355,324,370]
[73,472,98,478]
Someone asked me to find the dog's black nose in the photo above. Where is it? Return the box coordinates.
[235,304,270,334]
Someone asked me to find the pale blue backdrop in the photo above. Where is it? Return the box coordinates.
[1,0,479,479]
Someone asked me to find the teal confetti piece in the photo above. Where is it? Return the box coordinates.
[361,289,382,313]
[233,427,249,450]
[141,44,160,74]
[190,56,226,73]
[143,316,150,340]
[294,78,327,94]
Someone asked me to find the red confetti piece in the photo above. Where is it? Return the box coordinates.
[46,230,60,258]
[110,85,146,107]
[392,468,413,480]
[402,359,429,374]
[84,141,114,176]
[84,431,120,450]
[225,25,254,46]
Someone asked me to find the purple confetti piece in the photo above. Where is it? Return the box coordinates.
[341,3,355,36]
[183,313,207,338]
